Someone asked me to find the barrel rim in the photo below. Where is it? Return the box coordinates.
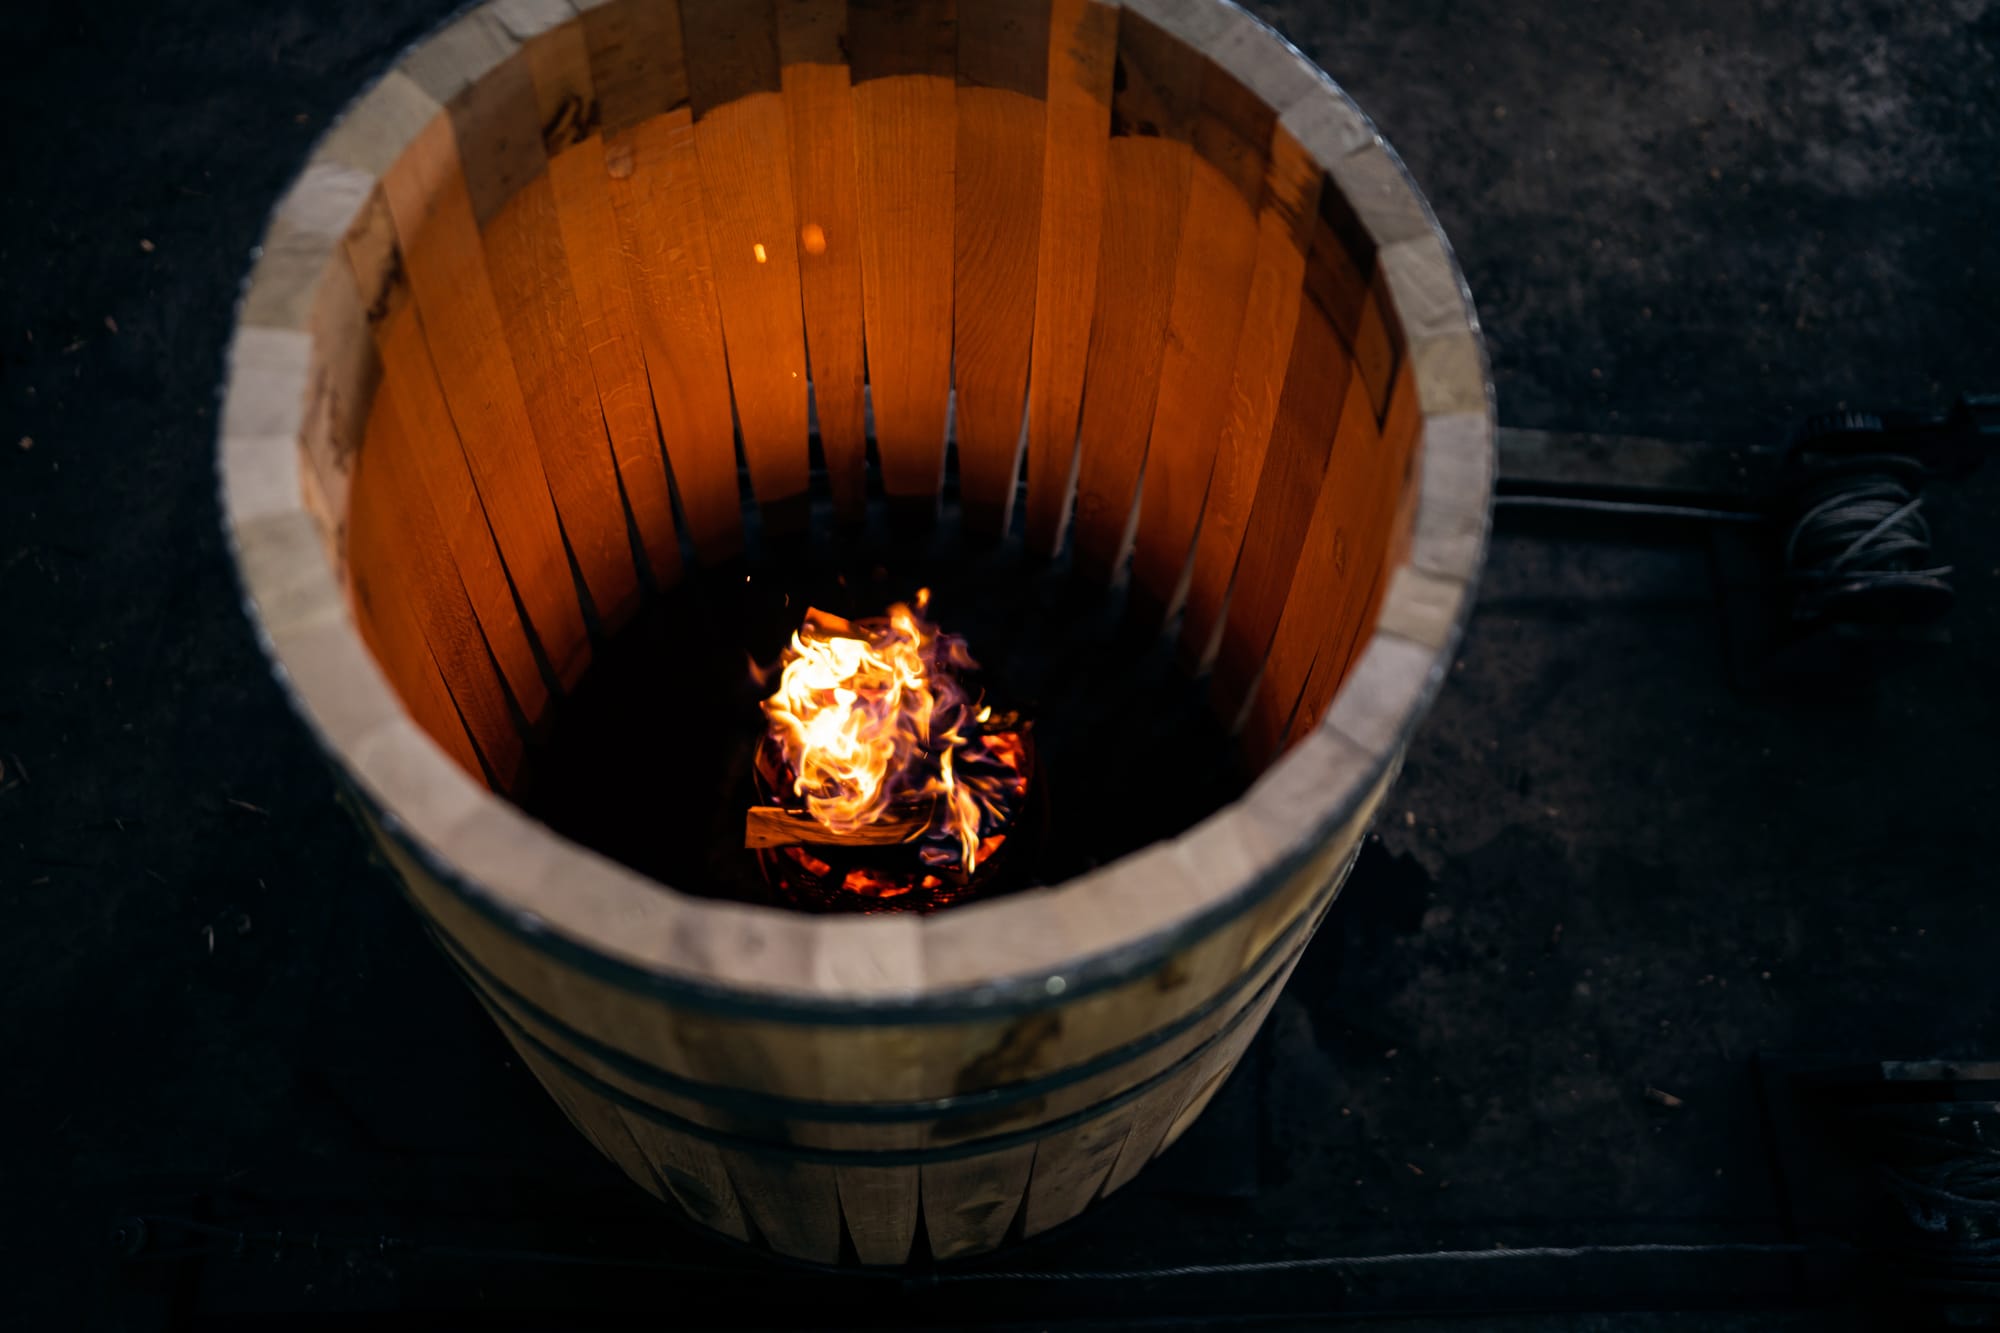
[216,0,1494,1019]
[411,825,1343,1118]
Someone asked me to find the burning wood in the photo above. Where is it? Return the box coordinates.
[743,804,930,850]
[744,591,1031,901]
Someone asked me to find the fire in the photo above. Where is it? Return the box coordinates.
[757,591,1022,878]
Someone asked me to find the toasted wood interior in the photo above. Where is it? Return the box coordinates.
[221,0,1491,1268]
[309,0,1440,799]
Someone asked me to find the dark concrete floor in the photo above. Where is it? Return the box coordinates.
[3,0,1997,1328]
[1261,0,2000,444]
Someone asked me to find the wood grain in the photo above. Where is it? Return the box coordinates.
[546,135,686,590]
[522,16,686,592]
[723,1152,845,1264]
[1068,136,1188,582]
[1127,57,1272,622]
[850,0,957,504]
[343,429,488,783]
[922,1145,1034,1259]
[341,192,553,725]
[582,0,742,562]
[482,170,645,629]
[779,1,870,519]
[1302,197,1396,421]
[835,1166,919,1265]
[352,387,526,786]
[617,1108,753,1241]
[1279,363,1424,751]
[1177,128,1321,669]
[237,160,379,574]
[604,110,745,563]
[379,113,593,687]
[1154,935,1301,1153]
[581,0,690,136]
[1240,371,1382,767]
[345,562,486,783]
[228,0,1494,1273]
[1022,1105,1137,1236]
[952,0,1050,538]
[1022,0,1117,554]
[1209,298,1354,726]
[683,0,812,529]
[1068,14,1207,581]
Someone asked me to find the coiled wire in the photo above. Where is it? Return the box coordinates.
[1783,455,1952,590]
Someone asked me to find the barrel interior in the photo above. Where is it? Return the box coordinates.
[228,0,1489,1267]
[303,0,1437,876]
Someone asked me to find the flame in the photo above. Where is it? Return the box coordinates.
[760,592,997,872]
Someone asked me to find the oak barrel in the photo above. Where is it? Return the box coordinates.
[218,0,1493,1264]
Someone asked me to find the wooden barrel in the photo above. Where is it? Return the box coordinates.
[218,0,1493,1265]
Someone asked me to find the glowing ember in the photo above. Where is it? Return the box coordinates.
[749,591,1031,900]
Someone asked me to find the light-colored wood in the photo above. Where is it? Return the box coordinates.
[1247,360,1410,766]
[340,195,554,725]
[615,1107,753,1239]
[234,162,378,570]
[379,113,593,686]
[582,0,744,563]
[444,839,1335,1157]
[1022,1104,1138,1236]
[1069,130,1192,582]
[344,501,488,782]
[1177,128,1320,668]
[1281,365,1426,751]
[1022,0,1117,553]
[1099,855,1344,1197]
[779,0,871,521]
[743,804,926,849]
[1275,78,1372,168]
[222,0,1496,1271]
[512,7,684,592]
[691,94,812,521]
[1410,411,1494,583]
[519,14,685,593]
[952,0,1049,537]
[1068,14,1204,582]
[1244,383,1375,763]
[1154,943,1291,1154]
[835,1167,920,1265]
[850,0,957,503]
[351,387,526,785]
[922,1145,1035,1259]
[1099,1063,1197,1198]
[469,98,645,629]
[722,1152,845,1264]
[605,110,745,563]
[1072,11,1208,572]
[1325,140,1436,250]
[682,0,812,528]
[578,0,687,133]
[1095,863,1345,1197]
[220,331,314,538]
[399,5,521,112]
[546,136,685,590]
[1126,56,1271,616]
[1298,205,1388,403]
[1210,298,1354,724]
[816,915,925,1264]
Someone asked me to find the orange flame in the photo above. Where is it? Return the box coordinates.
[760,592,992,871]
